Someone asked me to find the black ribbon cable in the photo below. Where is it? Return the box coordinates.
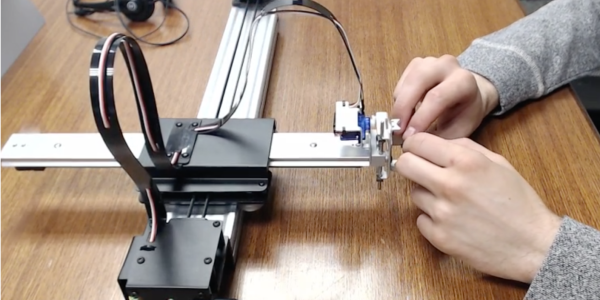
[89,33,172,242]
[194,0,364,134]
[260,0,364,111]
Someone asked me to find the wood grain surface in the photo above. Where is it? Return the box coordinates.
[2,0,600,300]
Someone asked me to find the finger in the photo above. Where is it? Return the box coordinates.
[394,57,423,101]
[448,138,516,170]
[395,152,446,193]
[411,185,437,217]
[392,58,455,134]
[416,213,437,245]
[402,132,468,168]
[405,69,477,139]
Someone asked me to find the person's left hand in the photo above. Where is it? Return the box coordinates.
[395,132,562,283]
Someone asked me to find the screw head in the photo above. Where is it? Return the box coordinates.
[258,182,266,186]
[137,257,145,264]
[182,153,189,158]
[213,221,220,227]
[167,153,173,157]
[204,257,212,264]
[310,142,317,148]
[176,122,183,127]
[192,122,199,127]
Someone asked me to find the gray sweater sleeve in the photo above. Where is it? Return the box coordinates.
[525,217,600,300]
[457,0,600,114]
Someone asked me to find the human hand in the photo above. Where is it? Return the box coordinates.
[395,133,562,283]
[392,55,499,140]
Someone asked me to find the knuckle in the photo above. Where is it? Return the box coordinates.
[431,203,454,223]
[439,54,458,64]
[410,57,424,64]
[405,132,428,148]
[425,88,445,104]
[453,68,474,81]
[450,151,486,170]
[405,57,424,71]
[452,137,472,147]
[440,178,463,197]
[394,102,412,116]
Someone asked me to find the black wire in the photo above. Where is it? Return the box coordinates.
[66,0,189,46]
[187,194,210,218]
[186,194,196,218]
[202,195,210,218]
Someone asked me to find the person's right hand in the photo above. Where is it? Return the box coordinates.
[392,55,500,140]
[395,133,562,283]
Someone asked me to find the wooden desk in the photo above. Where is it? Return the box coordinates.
[2,0,600,299]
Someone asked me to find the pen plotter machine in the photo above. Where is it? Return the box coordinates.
[1,0,402,299]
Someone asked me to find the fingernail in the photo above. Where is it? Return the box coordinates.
[403,127,415,139]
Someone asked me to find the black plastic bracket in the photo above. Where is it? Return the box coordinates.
[118,218,232,300]
[165,120,201,166]
[138,118,276,207]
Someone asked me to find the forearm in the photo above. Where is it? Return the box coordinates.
[525,216,600,300]
[457,0,600,114]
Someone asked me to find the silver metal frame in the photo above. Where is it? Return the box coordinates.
[0,132,372,168]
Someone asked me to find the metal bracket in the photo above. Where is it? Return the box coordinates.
[165,120,201,166]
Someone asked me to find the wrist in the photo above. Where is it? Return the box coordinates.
[521,213,563,283]
[471,72,499,115]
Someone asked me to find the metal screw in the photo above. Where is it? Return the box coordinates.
[20,144,25,147]
[12,144,17,147]
[310,142,317,148]
[167,153,173,157]
[137,257,145,264]
[54,143,61,148]
[192,122,198,127]
[204,257,212,264]
[213,221,220,227]
[258,182,266,186]
[182,153,189,158]
[176,122,183,127]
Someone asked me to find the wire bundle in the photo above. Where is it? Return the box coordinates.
[89,33,174,242]
[194,0,365,134]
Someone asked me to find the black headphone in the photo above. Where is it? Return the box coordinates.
[69,0,189,46]
[73,0,170,22]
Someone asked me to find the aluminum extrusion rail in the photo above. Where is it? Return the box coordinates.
[0,132,371,169]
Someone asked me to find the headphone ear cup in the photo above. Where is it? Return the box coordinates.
[121,0,155,22]
[74,7,95,17]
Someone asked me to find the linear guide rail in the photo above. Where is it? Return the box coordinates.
[1,132,372,169]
